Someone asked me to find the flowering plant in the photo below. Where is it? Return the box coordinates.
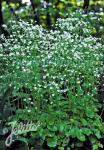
[0,11,104,150]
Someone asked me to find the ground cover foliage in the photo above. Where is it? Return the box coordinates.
[0,10,104,150]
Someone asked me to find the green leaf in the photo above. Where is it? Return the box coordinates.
[95,131,101,139]
[77,134,86,142]
[83,128,92,136]
[47,136,58,148]
[17,136,28,144]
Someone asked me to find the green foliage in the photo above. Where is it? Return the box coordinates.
[2,0,104,28]
[0,11,104,149]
